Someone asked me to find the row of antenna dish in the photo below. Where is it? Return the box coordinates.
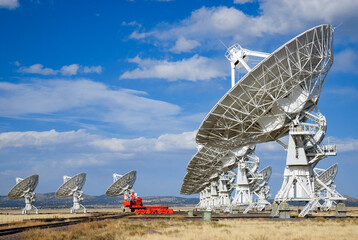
[7,171,137,214]
[181,24,346,217]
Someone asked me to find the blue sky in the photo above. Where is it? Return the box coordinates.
[0,0,358,199]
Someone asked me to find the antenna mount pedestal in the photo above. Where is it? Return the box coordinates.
[275,111,345,217]
[71,190,86,214]
[23,192,38,215]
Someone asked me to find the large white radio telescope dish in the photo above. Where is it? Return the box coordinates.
[196,24,333,150]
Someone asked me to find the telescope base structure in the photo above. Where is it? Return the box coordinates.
[231,184,253,212]
[275,127,345,217]
[243,190,271,214]
[23,192,38,215]
[70,191,86,214]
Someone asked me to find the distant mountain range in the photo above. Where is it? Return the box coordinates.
[1,193,357,209]
[0,193,199,209]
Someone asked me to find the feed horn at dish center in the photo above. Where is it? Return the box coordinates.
[181,24,345,217]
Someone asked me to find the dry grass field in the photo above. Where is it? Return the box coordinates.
[0,208,124,229]
[21,217,358,240]
[1,207,357,240]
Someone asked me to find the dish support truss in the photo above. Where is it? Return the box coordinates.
[16,177,39,215]
[197,171,235,209]
[274,110,345,217]
[196,148,272,213]
[230,150,272,213]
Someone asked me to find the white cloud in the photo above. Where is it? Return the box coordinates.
[18,64,103,76]
[83,65,103,74]
[0,129,197,153]
[0,0,19,9]
[170,37,201,53]
[130,0,358,51]
[234,0,255,4]
[0,79,184,132]
[122,21,142,28]
[60,64,80,76]
[120,55,226,81]
[0,129,93,150]
[329,137,358,152]
[333,49,358,74]
[19,64,58,75]
[326,87,358,98]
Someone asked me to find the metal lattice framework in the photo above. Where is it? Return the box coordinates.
[181,146,250,194]
[196,24,333,150]
[181,25,334,196]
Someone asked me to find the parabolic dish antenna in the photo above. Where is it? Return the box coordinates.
[105,170,137,196]
[8,174,39,214]
[196,24,334,150]
[314,163,338,191]
[181,24,345,217]
[55,173,86,198]
[55,173,87,213]
[8,175,39,199]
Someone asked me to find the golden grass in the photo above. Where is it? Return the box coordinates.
[0,208,126,225]
[20,217,358,240]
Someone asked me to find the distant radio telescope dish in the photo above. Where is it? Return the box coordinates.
[106,170,136,196]
[55,173,87,213]
[314,163,338,191]
[8,174,39,214]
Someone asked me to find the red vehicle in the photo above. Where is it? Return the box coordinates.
[124,192,173,215]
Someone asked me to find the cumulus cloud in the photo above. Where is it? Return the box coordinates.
[120,55,226,81]
[0,129,197,153]
[170,37,201,53]
[122,21,142,28]
[83,65,103,74]
[130,0,358,51]
[0,129,93,150]
[333,49,358,74]
[326,87,358,99]
[19,64,58,75]
[329,137,358,152]
[60,64,80,76]
[233,0,255,4]
[0,0,19,9]
[18,64,103,76]
[0,79,186,132]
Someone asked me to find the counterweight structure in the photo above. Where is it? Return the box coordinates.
[181,24,345,216]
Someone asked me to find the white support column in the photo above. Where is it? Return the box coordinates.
[231,62,236,88]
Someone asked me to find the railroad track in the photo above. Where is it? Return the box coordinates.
[0,212,133,237]
[0,212,356,237]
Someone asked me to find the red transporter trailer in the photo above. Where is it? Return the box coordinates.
[124,192,173,215]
